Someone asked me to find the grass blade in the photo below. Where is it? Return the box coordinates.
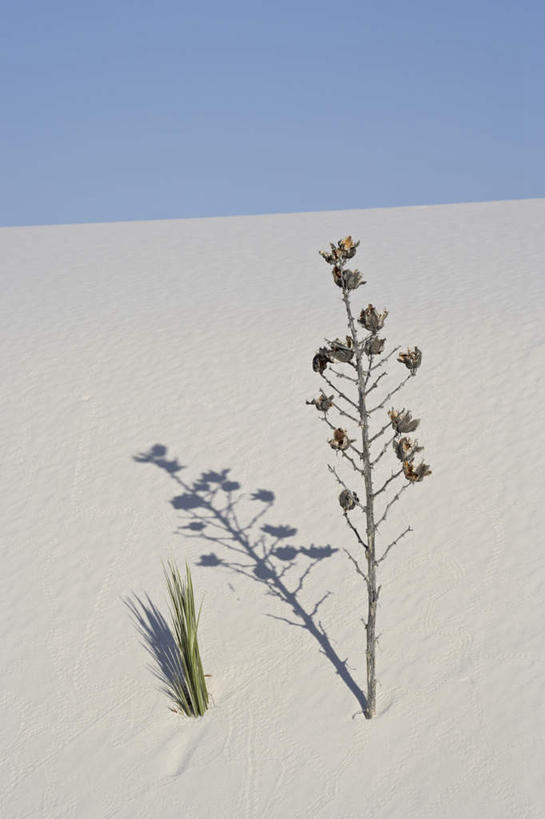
[163,559,209,717]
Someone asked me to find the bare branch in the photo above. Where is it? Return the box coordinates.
[342,510,369,555]
[363,353,375,388]
[320,373,359,410]
[370,433,396,466]
[369,420,392,444]
[340,289,363,353]
[320,413,340,433]
[375,483,411,528]
[358,331,374,351]
[368,374,412,414]
[326,463,348,489]
[370,345,401,370]
[376,525,413,564]
[364,371,387,396]
[343,548,369,586]
[330,367,358,384]
[331,401,360,425]
[340,450,365,475]
[373,467,404,498]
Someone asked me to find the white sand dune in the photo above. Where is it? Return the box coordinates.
[2,198,544,818]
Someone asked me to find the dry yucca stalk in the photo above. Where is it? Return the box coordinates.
[307,236,431,718]
[164,560,209,717]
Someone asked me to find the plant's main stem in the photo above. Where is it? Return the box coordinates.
[341,287,378,718]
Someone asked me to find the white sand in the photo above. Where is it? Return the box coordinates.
[2,198,544,818]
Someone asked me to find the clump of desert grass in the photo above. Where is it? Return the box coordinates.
[163,560,209,717]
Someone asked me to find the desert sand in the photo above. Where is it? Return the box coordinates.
[1,198,544,818]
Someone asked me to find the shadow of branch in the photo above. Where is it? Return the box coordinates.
[133,443,367,713]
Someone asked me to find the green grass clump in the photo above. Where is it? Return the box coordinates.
[164,560,209,717]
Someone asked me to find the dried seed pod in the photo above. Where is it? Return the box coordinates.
[363,336,386,356]
[319,249,336,265]
[388,408,420,434]
[402,460,432,482]
[328,336,354,362]
[319,235,360,266]
[328,428,354,451]
[338,235,359,258]
[342,269,365,290]
[358,304,388,334]
[392,436,423,462]
[339,488,359,510]
[306,392,335,411]
[398,346,422,375]
[312,346,333,374]
[331,266,366,289]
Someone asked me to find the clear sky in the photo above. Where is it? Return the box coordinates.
[1,0,543,226]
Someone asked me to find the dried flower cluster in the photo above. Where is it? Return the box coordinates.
[318,235,359,264]
[328,428,354,451]
[359,304,388,333]
[392,436,423,462]
[390,425,431,483]
[398,346,422,375]
[306,391,334,412]
[402,460,432,482]
[339,488,359,510]
[388,406,431,480]
[388,407,420,434]
[312,347,333,374]
[327,336,355,362]
[319,236,366,290]
[312,334,357,373]
[363,335,386,356]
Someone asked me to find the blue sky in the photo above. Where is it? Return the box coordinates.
[1,0,543,226]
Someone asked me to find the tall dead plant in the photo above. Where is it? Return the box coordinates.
[307,236,431,718]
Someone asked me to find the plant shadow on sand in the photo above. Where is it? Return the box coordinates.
[132,443,368,714]
[125,593,187,706]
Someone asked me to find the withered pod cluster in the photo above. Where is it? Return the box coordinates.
[306,236,431,719]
